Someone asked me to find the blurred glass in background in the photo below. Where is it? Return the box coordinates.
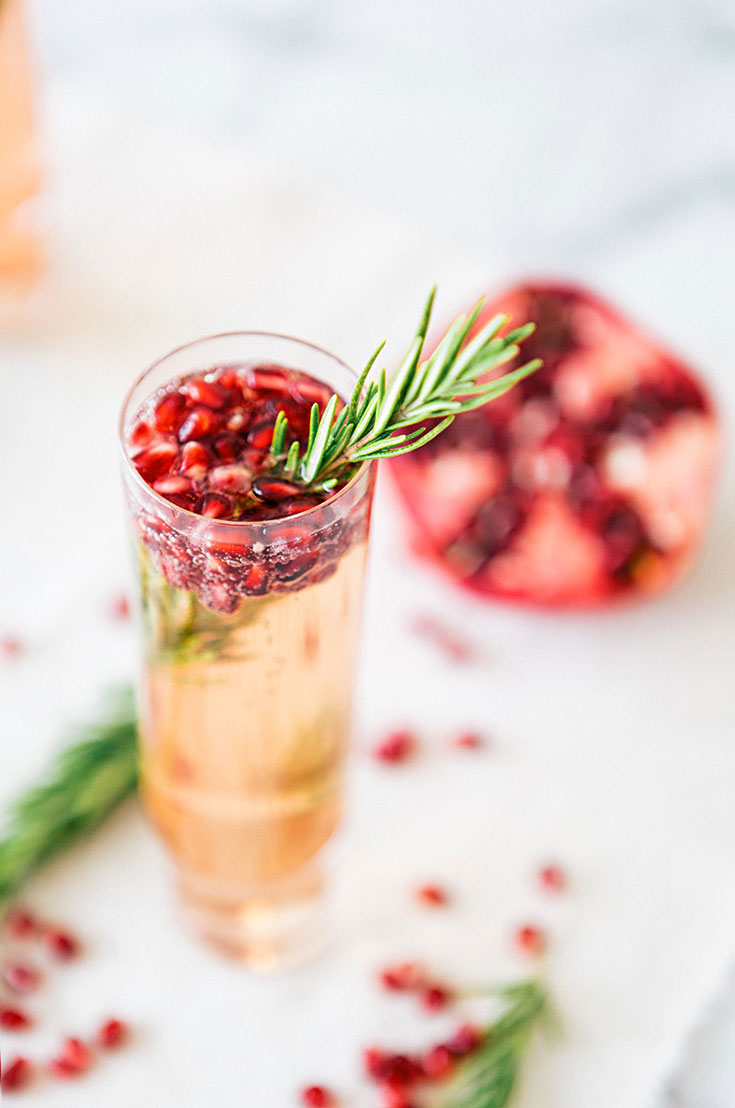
[0,0,41,316]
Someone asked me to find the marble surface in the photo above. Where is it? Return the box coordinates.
[7,0,735,1103]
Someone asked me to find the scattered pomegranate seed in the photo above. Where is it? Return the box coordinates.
[419,984,452,1013]
[1,636,22,660]
[378,962,424,992]
[514,924,547,957]
[539,864,567,892]
[444,1023,483,1056]
[363,1048,388,1081]
[300,1086,334,1107]
[452,730,485,751]
[44,926,80,961]
[422,1044,454,1080]
[4,907,38,940]
[48,1037,93,1078]
[0,1006,32,1031]
[109,594,130,621]
[97,1018,129,1049]
[3,961,41,993]
[378,1084,415,1108]
[410,614,474,662]
[416,883,449,908]
[1,1056,34,1092]
[373,730,416,764]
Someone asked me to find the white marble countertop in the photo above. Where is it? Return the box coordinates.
[7,0,735,1103]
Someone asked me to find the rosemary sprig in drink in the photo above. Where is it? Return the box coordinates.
[269,287,541,490]
[438,980,549,1108]
[0,690,138,905]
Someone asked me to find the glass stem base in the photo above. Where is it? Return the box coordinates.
[176,858,333,971]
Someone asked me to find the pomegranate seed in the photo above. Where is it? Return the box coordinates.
[378,1084,415,1108]
[178,439,211,478]
[1,636,22,660]
[444,1024,482,1056]
[363,1048,388,1080]
[422,1044,454,1080]
[252,476,301,502]
[373,730,416,764]
[539,864,566,892]
[209,465,252,494]
[211,431,242,462]
[4,907,37,940]
[226,408,249,433]
[410,615,473,662]
[48,1037,92,1078]
[109,594,130,621]
[416,883,449,907]
[184,378,230,409]
[514,924,547,956]
[247,422,277,450]
[300,1086,334,1107]
[130,420,153,447]
[178,406,221,442]
[0,1006,32,1031]
[97,1018,129,1049]
[246,367,290,392]
[154,391,186,433]
[378,962,424,991]
[419,985,452,1013]
[381,1055,422,1085]
[200,493,233,519]
[44,927,80,961]
[452,730,485,751]
[153,474,195,496]
[134,440,179,481]
[3,961,40,993]
[1,1057,34,1092]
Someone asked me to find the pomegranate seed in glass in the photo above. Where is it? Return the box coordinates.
[0,0,42,317]
[119,334,375,968]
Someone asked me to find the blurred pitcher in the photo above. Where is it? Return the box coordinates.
[0,0,41,312]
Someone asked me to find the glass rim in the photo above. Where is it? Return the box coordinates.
[118,330,374,529]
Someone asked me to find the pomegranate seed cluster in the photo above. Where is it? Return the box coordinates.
[391,282,718,606]
[126,364,371,611]
[0,906,130,1095]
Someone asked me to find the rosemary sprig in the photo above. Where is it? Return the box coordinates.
[0,690,138,906]
[438,980,549,1108]
[269,287,541,490]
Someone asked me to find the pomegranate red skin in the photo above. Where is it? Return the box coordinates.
[390,281,719,608]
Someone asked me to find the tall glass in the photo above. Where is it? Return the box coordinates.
[120,334,375,969]
[0,0,41,312]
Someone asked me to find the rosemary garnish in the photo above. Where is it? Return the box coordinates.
[0,691,138,906]
[438,980,549,1108]
[269,287,541,490]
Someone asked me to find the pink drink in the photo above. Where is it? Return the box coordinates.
[120,334,375,967]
